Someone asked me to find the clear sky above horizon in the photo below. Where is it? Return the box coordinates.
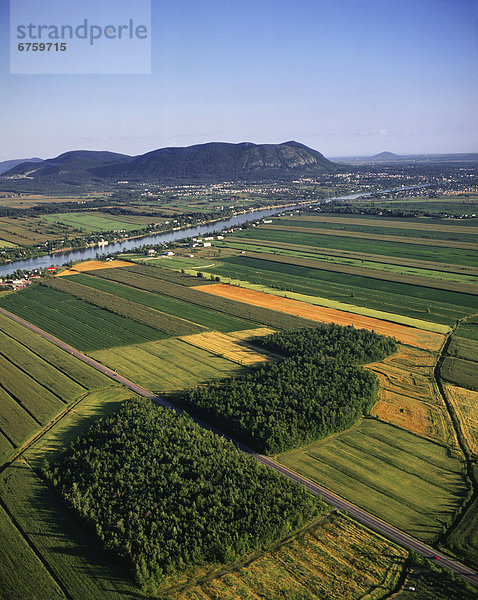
[1,0,477,161]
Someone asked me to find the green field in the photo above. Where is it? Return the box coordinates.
[441,357,478,391]
[43,211,155,232]
[277,419,468,541]
[229,226,478,266]
[91,338,244,392]
[221,240,478,283]
[0,285,167,351]
[202,255,476,325]
[0,460,144,600]
[0,311,116,462]
[273,216,478,243]
[454,316,478,341]
[63,272,253,332]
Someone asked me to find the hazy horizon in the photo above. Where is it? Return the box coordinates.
[1,0,477,162]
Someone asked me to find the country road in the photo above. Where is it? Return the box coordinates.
[1,305,477,586]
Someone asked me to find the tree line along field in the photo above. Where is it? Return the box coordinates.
[0,311,114,464]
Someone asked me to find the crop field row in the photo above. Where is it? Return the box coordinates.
[231,226,478,266]
[195,283,446,350]
[117,262,220,286]
[270,219,478,244]
[0,216,73,245]
[58,259,134,276]
[91,338,244,392]
[85,266,322,331]
[367,346,459,448]
[44,278,206,337]
[43,212,155,233]
[443,384,478,458]
[0,312,111,389]
[62,273,253,332]
[237,251,478,295]
[0,285,167,352]
[446,336,478,363]
[0,460,142,600]
[173,514,406,600]
[289,214,478,234]
[221,238,478,282]
[180,329,276,366]
[277,419,468,542]
[0,310,116,461]
[201,256,476,326]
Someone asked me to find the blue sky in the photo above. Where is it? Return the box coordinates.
[1,0,477,160]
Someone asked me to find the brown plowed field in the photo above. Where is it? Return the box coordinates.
[58,260,134,276]
[195,284,446,351]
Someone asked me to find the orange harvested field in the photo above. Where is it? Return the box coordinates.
[367,345,459,448]
[443,383,478,458]
[58,259,134,276]
[180,329,277,366]
[195,284,446,351]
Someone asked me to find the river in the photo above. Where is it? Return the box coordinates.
[0,185,428,277]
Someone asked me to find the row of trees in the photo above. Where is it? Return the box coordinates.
[44,399,320,592]
[178,325,397,454]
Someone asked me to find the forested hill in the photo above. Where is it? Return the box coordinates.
[1,141,340,189]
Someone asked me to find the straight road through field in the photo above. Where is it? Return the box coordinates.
[0,305,477,587]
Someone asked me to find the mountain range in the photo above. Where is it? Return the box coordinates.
[0,141,340,191]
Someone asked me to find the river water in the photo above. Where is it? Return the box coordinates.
[0,185,427,277]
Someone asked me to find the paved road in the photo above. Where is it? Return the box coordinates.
[1,306,477,586]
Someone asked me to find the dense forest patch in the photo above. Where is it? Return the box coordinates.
[178,325,397,453]
[44,398,320,593]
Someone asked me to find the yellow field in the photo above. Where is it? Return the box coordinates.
[57,260,134,276]
[180,328,277,366]
[169,514,406,600]
[443,383,478,458]
[195,284,446,351]
[368,346,459,448]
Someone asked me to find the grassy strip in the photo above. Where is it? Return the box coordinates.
[90,339,244,393]
[289,214,478,233]
[184,269,451,334]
